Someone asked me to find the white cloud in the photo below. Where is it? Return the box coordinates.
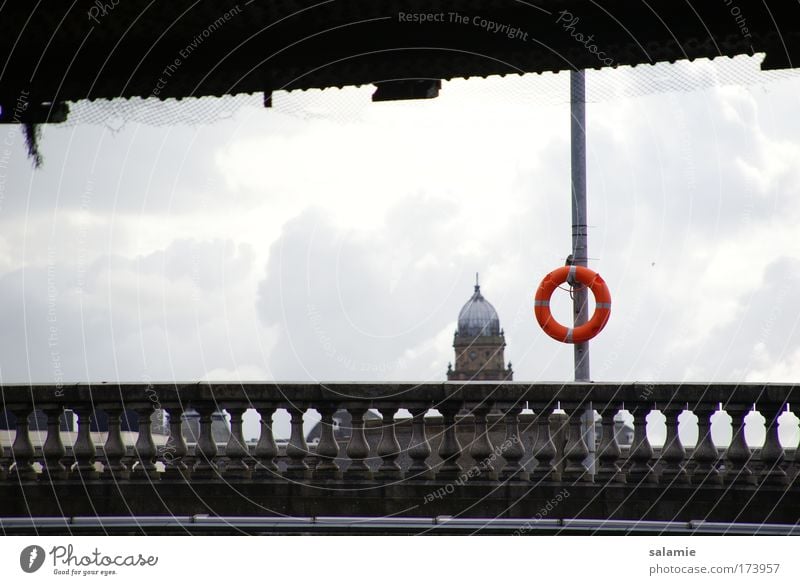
[0,65,797,398]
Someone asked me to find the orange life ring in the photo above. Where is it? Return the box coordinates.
[534,266,611,344]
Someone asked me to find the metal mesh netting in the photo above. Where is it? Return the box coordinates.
[63,53,800,129]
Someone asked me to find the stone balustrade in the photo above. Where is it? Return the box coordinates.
[1,382,799,526]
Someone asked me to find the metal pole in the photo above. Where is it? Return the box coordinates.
[570,69,594,472]
[570,70,590,380]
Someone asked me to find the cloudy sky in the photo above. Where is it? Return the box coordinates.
[1,57,799,440]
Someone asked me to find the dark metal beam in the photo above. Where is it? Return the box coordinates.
[1,1,798,102]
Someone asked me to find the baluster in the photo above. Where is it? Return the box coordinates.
[691,403,721,485]
[309,406,338,479]
[562,405,590,482]
[376,406,402,480]
[100,408,129,480]
[0,410,9,479]
[193,406,220,479]
[0,410,8,479]
[11,407,37,481]
[224,407,251,479]
[790,406,800,485]
[73,408,98,480]
[759,403,787,486]
[42,407,67,481]
[595,402,624,484]
[254,406,279,478]
[627,406,656,484]
[437,404,463,480]
[345,405,372,480]
[499,405,527,480]
[285,406,310,479]
[132,407,158,479]
[0,445,8,481]
[659,403,688,485]
[725,404,754,485]
[530,404,558,481]
[550,411,569,476]
[161,407,188,480]
[407,406,433,479]
[468,405,496,480]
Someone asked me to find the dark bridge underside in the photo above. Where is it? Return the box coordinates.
[1,0,799,105]
[2,480,799,534]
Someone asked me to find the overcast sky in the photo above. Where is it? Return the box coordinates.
[1,58,799,441]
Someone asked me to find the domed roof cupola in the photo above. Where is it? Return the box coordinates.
[457,274,500,337]
[447,273,512,382]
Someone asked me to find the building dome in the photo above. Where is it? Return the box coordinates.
[457,280,501,337]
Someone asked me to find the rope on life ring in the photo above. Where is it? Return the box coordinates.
[534,265,611,344]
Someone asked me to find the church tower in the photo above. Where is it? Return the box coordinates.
[447,274,513,381]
